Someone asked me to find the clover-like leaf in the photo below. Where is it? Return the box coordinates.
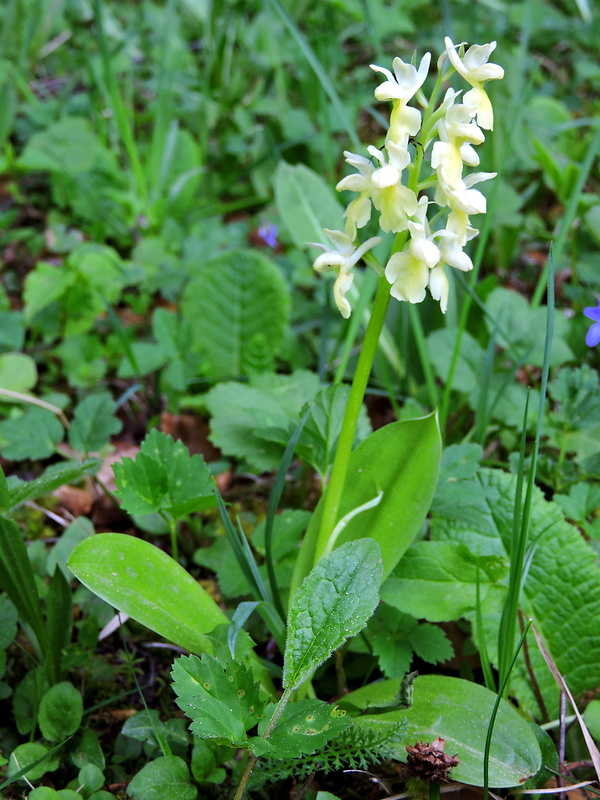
[171,654,266,746]
[284,538,382,691]
[113,429,215,519]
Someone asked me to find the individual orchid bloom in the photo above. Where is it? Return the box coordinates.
[444,37,504,130]
[370,53,431,147]
[435,211,477,273]
[428,266,449,313]
[434,170,497,215]
[384,199,441,305]
[336,150,377,237]
[309,229,382,319]
[368,142,419,233]
[431,102,485,188]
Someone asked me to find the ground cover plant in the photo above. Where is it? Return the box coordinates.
[1,0,600,799]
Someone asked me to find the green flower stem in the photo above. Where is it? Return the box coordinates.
[314,275,392,563]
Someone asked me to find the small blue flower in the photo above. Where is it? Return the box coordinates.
[584,300,600,347]
[257,223,278,249]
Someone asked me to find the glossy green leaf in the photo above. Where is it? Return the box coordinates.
[68,533,228,654]
[284,539,382,690]
[381,541,508,621]
[126,756,197,800]
[292,414,441,594]
[172,654,265,746]
[346,675,541,787]
[113,430,215,518]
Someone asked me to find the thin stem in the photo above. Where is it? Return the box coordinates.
[314,276,391,562]
[233,687,293,800]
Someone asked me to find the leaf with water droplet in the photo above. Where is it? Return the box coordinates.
[283,539,382,690]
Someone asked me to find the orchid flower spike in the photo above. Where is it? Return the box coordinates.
[444,37,504,130]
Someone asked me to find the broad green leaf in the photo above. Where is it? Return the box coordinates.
[68,533,228,654]
[172,654,265,745]
[113,430,216,518]
[126,756,197,800]
[68,393,122,453]
[274,161,344,249]
[258,384,372,479]
[0,517,47,657]
[431,468,600,716]
[427,329,485,394]
[7,743,60,782]
[0,353,37,393]
[78,763,104,795]
[18,117,110,175]
[485,287,572,367]
[182,249,289,377]
[346,675,541,788]
[24,262,75,321]
[0,406,63,460]
[381,541,508,621]
[122,710,190,751]
[0,312,25,353]
[8,460,99,510]
[292,414,442,592]
[205,371,322,472]
[284,539,382,690]
[259,699,351,758]
[38,682,83,742]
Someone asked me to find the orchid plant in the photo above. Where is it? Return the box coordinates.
[308,38,504,567]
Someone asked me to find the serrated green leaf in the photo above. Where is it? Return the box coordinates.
[68,393,122,453]
[284,539,382,690]
[182,248,289,377]
[126,756,197,800]
[345,675,541,787]
[381,541,508,622]
[431,468,600,716]
[68,533,228,654]
[205,371,322,472]
[113,430,215,518]
[274,161,344,249]
[408,622,453,664]
[0,406,63,460]
[8,459,99,510]
[171,654,265,745]
[259,699,351,759]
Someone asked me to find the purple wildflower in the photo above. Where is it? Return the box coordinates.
[584,300,600,347]
[257,223,278,249]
